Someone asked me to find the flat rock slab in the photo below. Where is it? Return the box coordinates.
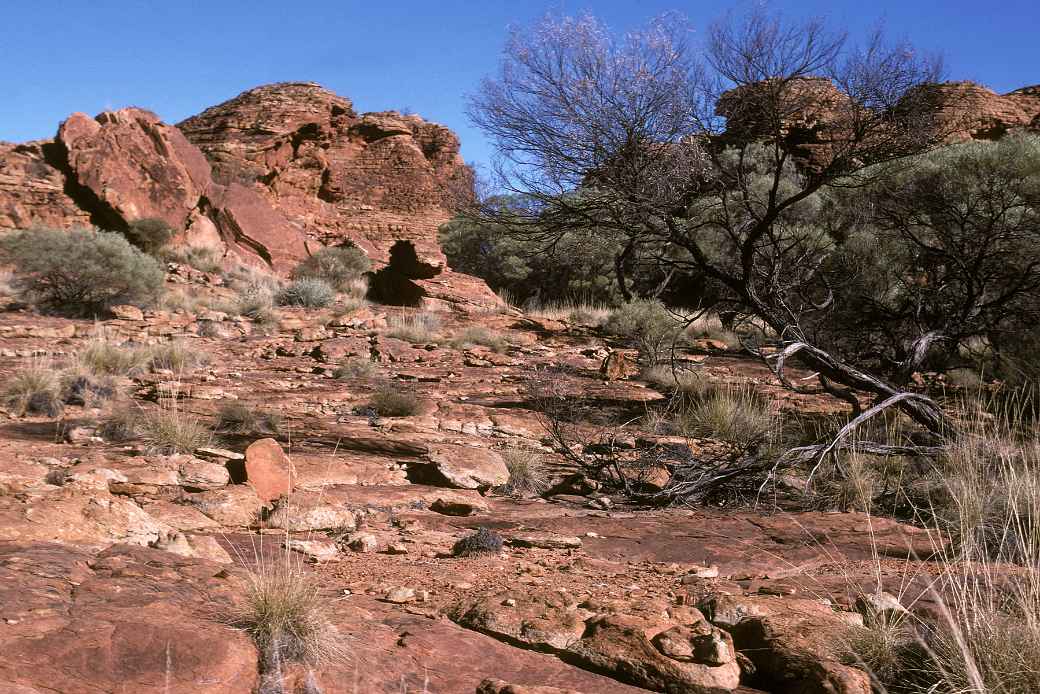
[0,541,258,693]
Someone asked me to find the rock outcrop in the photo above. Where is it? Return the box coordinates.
[177,82,472,267]
[0,107,312,272]
[0,82,500,309]
[718,78,1040,170]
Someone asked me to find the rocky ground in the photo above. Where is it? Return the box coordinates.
[0,273,951,694]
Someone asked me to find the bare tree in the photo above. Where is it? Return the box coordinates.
[469,7,955,461]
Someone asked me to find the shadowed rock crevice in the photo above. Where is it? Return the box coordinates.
[40,140,127,233]
[368,240,444,306]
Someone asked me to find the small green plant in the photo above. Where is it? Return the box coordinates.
[276,278,335,308]
[291,246,371,291]
[216,401,284,436]
[0,227,165,315]
[452,527,505,557]
[2,363,63,416]
[125,218,174,255]
[450,326,507,353]
[386,312,441,343]
[500,449,547,498]
[369,383,421,417]
[333,358,378,380]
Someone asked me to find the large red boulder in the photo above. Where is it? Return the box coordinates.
[241,438,294,503]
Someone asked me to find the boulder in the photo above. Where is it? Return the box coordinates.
[567,616,741,693]
[418,444,509,490]
[239,438,293,502]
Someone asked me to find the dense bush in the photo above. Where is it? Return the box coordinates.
[292,246,371,292]
[817,135,1040,381]
[0,227,165,315]
[276,278,335,308]
[125,218,174,255]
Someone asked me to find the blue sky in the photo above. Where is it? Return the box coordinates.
[1,1,1037,171]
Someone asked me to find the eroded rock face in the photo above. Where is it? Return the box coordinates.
[0,140,90,229]
[177,82,473,266]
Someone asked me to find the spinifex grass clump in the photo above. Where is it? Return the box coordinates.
[500,449,548,498]
[1,362,63,416]
[232,562,341,669]
[216,401,285,436]
[386,312,441,343]
[369,382,421,417]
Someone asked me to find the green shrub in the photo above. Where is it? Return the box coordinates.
[125,218,174,255]
[0,228,165,315]
[2,364,63,416]
[604,300,682,365]
[276,278,335,308]
[369,383,421,417]
[292,246,371,291]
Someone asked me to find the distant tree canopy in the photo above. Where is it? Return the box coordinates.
[439,196,676,306]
